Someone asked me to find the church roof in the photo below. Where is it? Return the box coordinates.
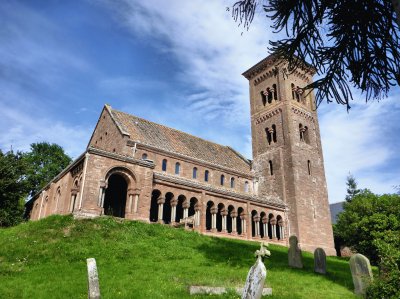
[108,106,252,174]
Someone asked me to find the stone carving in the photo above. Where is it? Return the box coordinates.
[349,253,373,296]
[87,258,101,299]
[242,242,271,299]
[288,236,303,268]
[314,248,326,274]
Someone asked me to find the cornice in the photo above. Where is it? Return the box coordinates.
[254,108,282,125]
[153,172,286,209]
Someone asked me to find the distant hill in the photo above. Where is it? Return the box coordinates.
[0,215,356,298]
[330,202,345,224]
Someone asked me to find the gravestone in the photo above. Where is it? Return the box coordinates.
[349,254,373,296]
[314,248,326,274]
[87,258,101,299]
[242,242,271,299]
[288,236,303,268]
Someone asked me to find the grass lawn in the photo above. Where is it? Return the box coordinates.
[0,215,357,298]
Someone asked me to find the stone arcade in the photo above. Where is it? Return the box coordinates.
[25,55,335,255]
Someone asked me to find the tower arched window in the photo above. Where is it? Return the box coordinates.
[291,83,295,100]
[296,86,301,102]
[304,126,309,144]
[162,159,167,172]
[175,162,181,175]
[307,160,311,175]
[220,175,225,186]
[142,153,148,160]
[193,167,198,179]
[272,124,277,143]
[230,177,235,188]
[266,127,272,145]
[244,181,249,192]
[205,170,209,182]
[269,160,274,176]
[261,91,267,106]
[267,88,273,104]
[299,123,304,141]
[272,84,277,101]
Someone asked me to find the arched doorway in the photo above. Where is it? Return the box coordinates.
[150,190,161,222]
[104,173,128,218]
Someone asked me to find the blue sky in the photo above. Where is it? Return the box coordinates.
[1,0,399,203]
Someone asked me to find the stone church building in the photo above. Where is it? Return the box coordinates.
[26,55,335,255]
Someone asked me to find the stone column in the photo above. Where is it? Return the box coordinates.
[231,211,237,234]
[171,199,178,223]
[253,215,260,237]
[262,216,268,239]
[157,197,165,224]
[210,206,218,232]
[241,213,247,235]
[183,201,189,219]
[133,194,139,213]
[70,192,77,213]
[195,204,201,227]
[271,219,277,239]
[221,210,228,233]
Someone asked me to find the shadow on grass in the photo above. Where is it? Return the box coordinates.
[196,236,354,292]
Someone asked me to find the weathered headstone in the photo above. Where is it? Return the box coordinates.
[349,253,373,296]
[288,236,303,268]
[87,258,101,299]
[242,242,271,299]
[314,248,327,274]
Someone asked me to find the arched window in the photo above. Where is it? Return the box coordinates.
[244,181,249,192]
[162,159,167,172]
[175,162,180,175]
[261,91,267,106]
[142,153,148,160]
[269,160,273,176]
[266,127,272,145]
[220,175,225,186]
[205,170,209,182]
[273,84,277,100]
[304,126,309,144]
[267,88,273,104]
[307,160,311,175]
[230,177,235,188]
[272,124,277,143]
[299,123,304,141]
[193,167,197,179]
[296,86,301,101]
[291,83,295,100]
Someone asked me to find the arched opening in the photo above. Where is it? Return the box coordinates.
[205,170,209,182]
[230,177,235,188]
[268,213,274,239]
[150,190,161,222]
[206,201,214,230]
[251,210,258,237]
[162,159,167,171]
[267,87,273,103]
[269,160,274,176]
[260,212,266,238]
[273,84,277,100]
[163,192,173,224]
[244,181,249,192]
[261,90,267,106]
[291,83,295,99]
[217,203,225,232]
[189,197,197,218]
[307,160,311,175]
[227,205,234,233]
[272,124,277,143]
[176,195,185,222]
[277,215,283,240]
[193,167,197,179]
[266,127,272,145]
[220,175,225,186]
[104,173,128,218]
[142,153,148,160]
[296,86,301,101]
[304,126,309,144]
[237,207,244,235]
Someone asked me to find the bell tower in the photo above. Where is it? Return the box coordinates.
[243,55,335,255]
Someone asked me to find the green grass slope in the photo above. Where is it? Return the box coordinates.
[0,215,356,299]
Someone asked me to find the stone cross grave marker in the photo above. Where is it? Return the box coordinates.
[349,253,373,296]
[241,242,271,299]
[288,235,303,268]
[87,258,101,299]
[314,248,326,274]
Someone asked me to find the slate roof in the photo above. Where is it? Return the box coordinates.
[108,106,252,174]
